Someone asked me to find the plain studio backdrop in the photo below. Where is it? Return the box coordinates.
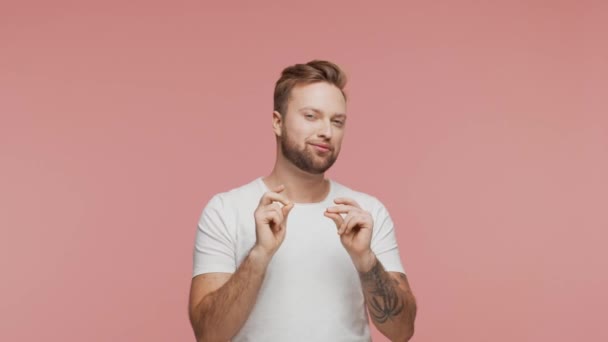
[1,1,606,341]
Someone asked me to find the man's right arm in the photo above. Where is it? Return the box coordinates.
[188,246,272,342]
[190,184,293,341]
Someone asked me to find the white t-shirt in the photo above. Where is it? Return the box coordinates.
[192,176,406,342]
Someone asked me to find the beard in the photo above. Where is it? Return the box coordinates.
[280,129,338,174]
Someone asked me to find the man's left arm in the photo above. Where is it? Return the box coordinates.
[354,251,417,342]
[325,198,417,342]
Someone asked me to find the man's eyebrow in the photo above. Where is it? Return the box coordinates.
[298,106,347,117]
[298,106,322,113]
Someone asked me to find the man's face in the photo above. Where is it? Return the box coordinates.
[277,82,347,174]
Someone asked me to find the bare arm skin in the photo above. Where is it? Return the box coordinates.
[188,184,294,341]
[357,252,417,342]
[325,198,418,341]
[188,246,271,342]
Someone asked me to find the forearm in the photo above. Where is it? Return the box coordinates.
[193,247,271,342]
[357,253,417,341]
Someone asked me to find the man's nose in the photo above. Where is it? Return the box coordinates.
[318,120,333,139]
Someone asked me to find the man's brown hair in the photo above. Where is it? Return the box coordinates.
[273,60,347,116]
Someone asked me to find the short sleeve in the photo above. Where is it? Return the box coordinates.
[192,194,237,277]
[370,199,406,274]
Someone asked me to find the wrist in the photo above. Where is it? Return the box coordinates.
[250,245,274,264]
[351,249,377,273]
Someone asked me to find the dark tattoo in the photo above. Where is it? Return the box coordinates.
[359,259,404,324]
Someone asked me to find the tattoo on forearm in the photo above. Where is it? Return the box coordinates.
[359,259,404,324]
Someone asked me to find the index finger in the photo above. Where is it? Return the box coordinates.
[326,204,358,214]
[260,188,291,207]
[333,197,361,209]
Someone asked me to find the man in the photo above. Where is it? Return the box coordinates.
[188,60,417,341]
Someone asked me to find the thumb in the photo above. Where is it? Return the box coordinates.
[279,203,294,230]
[282,202,295,220]
[324,211,343,229]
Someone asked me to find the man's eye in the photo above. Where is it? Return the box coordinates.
[305,114,315,118]
[333,120,344,125]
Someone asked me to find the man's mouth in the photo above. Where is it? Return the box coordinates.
[310,143,331,152]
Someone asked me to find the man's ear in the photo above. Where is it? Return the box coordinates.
[272,110,283,137]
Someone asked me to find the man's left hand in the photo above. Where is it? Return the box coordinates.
[324,198,375,271]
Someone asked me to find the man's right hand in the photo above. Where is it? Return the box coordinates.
[253,184,294,258]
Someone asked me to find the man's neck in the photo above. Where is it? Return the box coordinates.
[263,163,330,204]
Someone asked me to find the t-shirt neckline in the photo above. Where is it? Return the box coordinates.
[257,176,334,207]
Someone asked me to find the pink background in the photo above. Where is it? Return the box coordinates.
[2,1,607,341]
